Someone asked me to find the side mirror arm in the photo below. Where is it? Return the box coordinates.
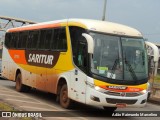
[82,33,94,54]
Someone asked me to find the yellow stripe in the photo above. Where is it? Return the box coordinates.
[94,79,147,90]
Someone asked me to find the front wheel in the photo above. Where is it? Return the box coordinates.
[59,84,73,109]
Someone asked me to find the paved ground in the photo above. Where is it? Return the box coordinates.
[0,79,160,120]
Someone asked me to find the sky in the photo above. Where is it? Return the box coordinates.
[0,0,160,43]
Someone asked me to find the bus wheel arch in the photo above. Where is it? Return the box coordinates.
[57,77,73,109]
[15,69,21,82]
[15,69,31,92]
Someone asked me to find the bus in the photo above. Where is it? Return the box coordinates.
[2,19,149,111]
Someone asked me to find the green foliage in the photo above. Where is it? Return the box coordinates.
[0,102,14,111]
[155,75,160,81]
[0,102,33,120]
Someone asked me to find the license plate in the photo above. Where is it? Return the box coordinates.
[116,103,127,108]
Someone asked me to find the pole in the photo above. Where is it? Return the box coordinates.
[102,0,107,21]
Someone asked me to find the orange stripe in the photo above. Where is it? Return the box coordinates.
[9,50,27,64]
[8,23,61,32]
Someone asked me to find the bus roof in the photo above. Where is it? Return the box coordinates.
[68,19,142,37]
[8,18,142,37]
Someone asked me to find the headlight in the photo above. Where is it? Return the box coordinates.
[95,86,101,91]
[85,81,106,92]
[140,83,150,95]
[140,89,147,94]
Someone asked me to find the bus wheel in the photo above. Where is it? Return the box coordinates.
[15,73,30,92]
[103,107,117,112]
[60,84,72,109]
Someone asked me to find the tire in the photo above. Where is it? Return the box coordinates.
[15,73,31,92]
[147,92,151,100]
[59,84,73,109]
[103,107,117,112]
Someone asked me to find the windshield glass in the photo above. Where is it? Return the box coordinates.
[90,32,148,81]
[122,37,148,80]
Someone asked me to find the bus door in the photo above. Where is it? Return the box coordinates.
[71,40,87,103]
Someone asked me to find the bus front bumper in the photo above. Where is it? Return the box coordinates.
[85,85,148,108]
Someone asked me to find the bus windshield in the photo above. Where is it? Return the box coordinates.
[90,32,148,81]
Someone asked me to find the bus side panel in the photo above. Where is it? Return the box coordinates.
[2,60,9,79]
[8,61,16,81]
[2,47,16,80]
[46,69,58,93]
[36,67,46,91]
[2,47,9,79]
[18,64,37,88]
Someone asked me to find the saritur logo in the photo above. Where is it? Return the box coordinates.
[107,86,127,90]
[25,50,60,68]
[28,54,54,65]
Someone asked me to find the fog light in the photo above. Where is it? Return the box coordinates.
[141,99,146,104]
[90,95,100,102]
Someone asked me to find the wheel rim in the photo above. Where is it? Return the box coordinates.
[62,88,68,103]
[60,85,70,108]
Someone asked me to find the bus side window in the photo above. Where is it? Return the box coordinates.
[51,29,58,50]
[45,29,52,50]
[21,32,28,49]
[38,30,46,49]
[57,28,67,51]
[5,33,11,48]
[27,32,32,49]
[17,32,22,49]
[51,27,67,51]
[27,31,39,49]
[10,33,18,49]
[38,29,53,50]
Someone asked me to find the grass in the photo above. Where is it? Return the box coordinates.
[155,75,160,81]
[0,102,15,111]
[0,101,33,120]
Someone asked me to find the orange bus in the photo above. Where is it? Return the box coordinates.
[2,19,149,111]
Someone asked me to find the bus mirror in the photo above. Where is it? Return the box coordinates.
[82,33,94,54]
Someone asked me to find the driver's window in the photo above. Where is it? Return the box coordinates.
[69,26,87,73]
[77,41,87,72]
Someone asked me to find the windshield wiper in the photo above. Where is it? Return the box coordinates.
[109,59,119,79]
[125,59,137,80]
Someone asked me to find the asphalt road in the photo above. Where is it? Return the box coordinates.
[0,78,160,120]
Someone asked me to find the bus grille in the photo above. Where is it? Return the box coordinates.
[106,98,137,104]
[104,91,141,97]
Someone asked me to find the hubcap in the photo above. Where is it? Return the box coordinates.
[62,90,68,103]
